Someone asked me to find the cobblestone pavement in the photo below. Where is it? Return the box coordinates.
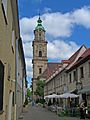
[19,104,89,120]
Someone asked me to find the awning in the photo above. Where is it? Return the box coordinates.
[78,85,90,94]
[56,93,79,98]
[44,94,58,99]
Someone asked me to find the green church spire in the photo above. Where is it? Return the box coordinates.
[35,16,45,31]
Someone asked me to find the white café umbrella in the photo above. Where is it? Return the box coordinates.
[44,94,58,99]
[56,93,79,99]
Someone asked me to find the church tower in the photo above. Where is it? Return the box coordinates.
[32,16,48,100]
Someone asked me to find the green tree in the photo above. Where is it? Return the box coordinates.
[35,80,45,98]
[27,88,31,98]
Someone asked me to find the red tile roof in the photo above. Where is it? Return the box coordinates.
[40,45,87,80]
[40,63,61,79]
[81,48,90,58]
[68,45,86,64]
[61,60,70,64]
[67,48,90,72]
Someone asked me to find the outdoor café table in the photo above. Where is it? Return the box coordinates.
[56,106,63,114]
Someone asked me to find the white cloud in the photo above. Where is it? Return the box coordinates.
[25,58,32,69]
[72,6,90,28]
[23,42,32,58]
[20,17,37,35]
[20,6,90,80]
[42,12,73,37]
[43,7,52,13]
[25,58,33,77]
[27,71,33,78]
[47,40,79,60]
[20,6,90,40]
[21,34,33,43]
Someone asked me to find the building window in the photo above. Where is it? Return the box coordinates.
[2,0,7,14]
[73,71,76,82]
[80,67,84,78]
[39,68,42,74]
[64,75,65,84]
[12,30,15,53]
[8,64,11,81]
[0,61,4,111]
[39,51,42,57]
[89,62,90,76]
[69,73,72,83]
[1,0,7,24]
[61,76,62,85]
[12,92,14,106]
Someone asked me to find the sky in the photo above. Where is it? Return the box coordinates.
[18,0,90,87]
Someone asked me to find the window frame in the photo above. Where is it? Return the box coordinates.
[39,51,42,57]
[89,62,90,77]
[80,66,84,78]
[69,73,72,83]
[1,0,8,25]
[73,71,76,82]
[39,68,42,74]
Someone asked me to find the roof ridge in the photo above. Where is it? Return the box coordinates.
[68,45,87,61]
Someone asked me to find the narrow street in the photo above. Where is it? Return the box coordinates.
[19,104,89,120]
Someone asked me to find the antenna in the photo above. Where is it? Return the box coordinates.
[39,12,40,18]
[38,0,41,17]
[38,9,40,18]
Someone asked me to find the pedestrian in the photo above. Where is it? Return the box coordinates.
[79,101,85,119]
[32,100,35,106]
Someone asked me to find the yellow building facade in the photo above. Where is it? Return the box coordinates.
[0,0,20,120]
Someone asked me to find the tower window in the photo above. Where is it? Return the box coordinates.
[39,33,41,36]
[39,51,42,57]
[39,68,42,74]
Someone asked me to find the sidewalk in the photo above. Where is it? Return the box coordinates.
[18,104,89,120]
